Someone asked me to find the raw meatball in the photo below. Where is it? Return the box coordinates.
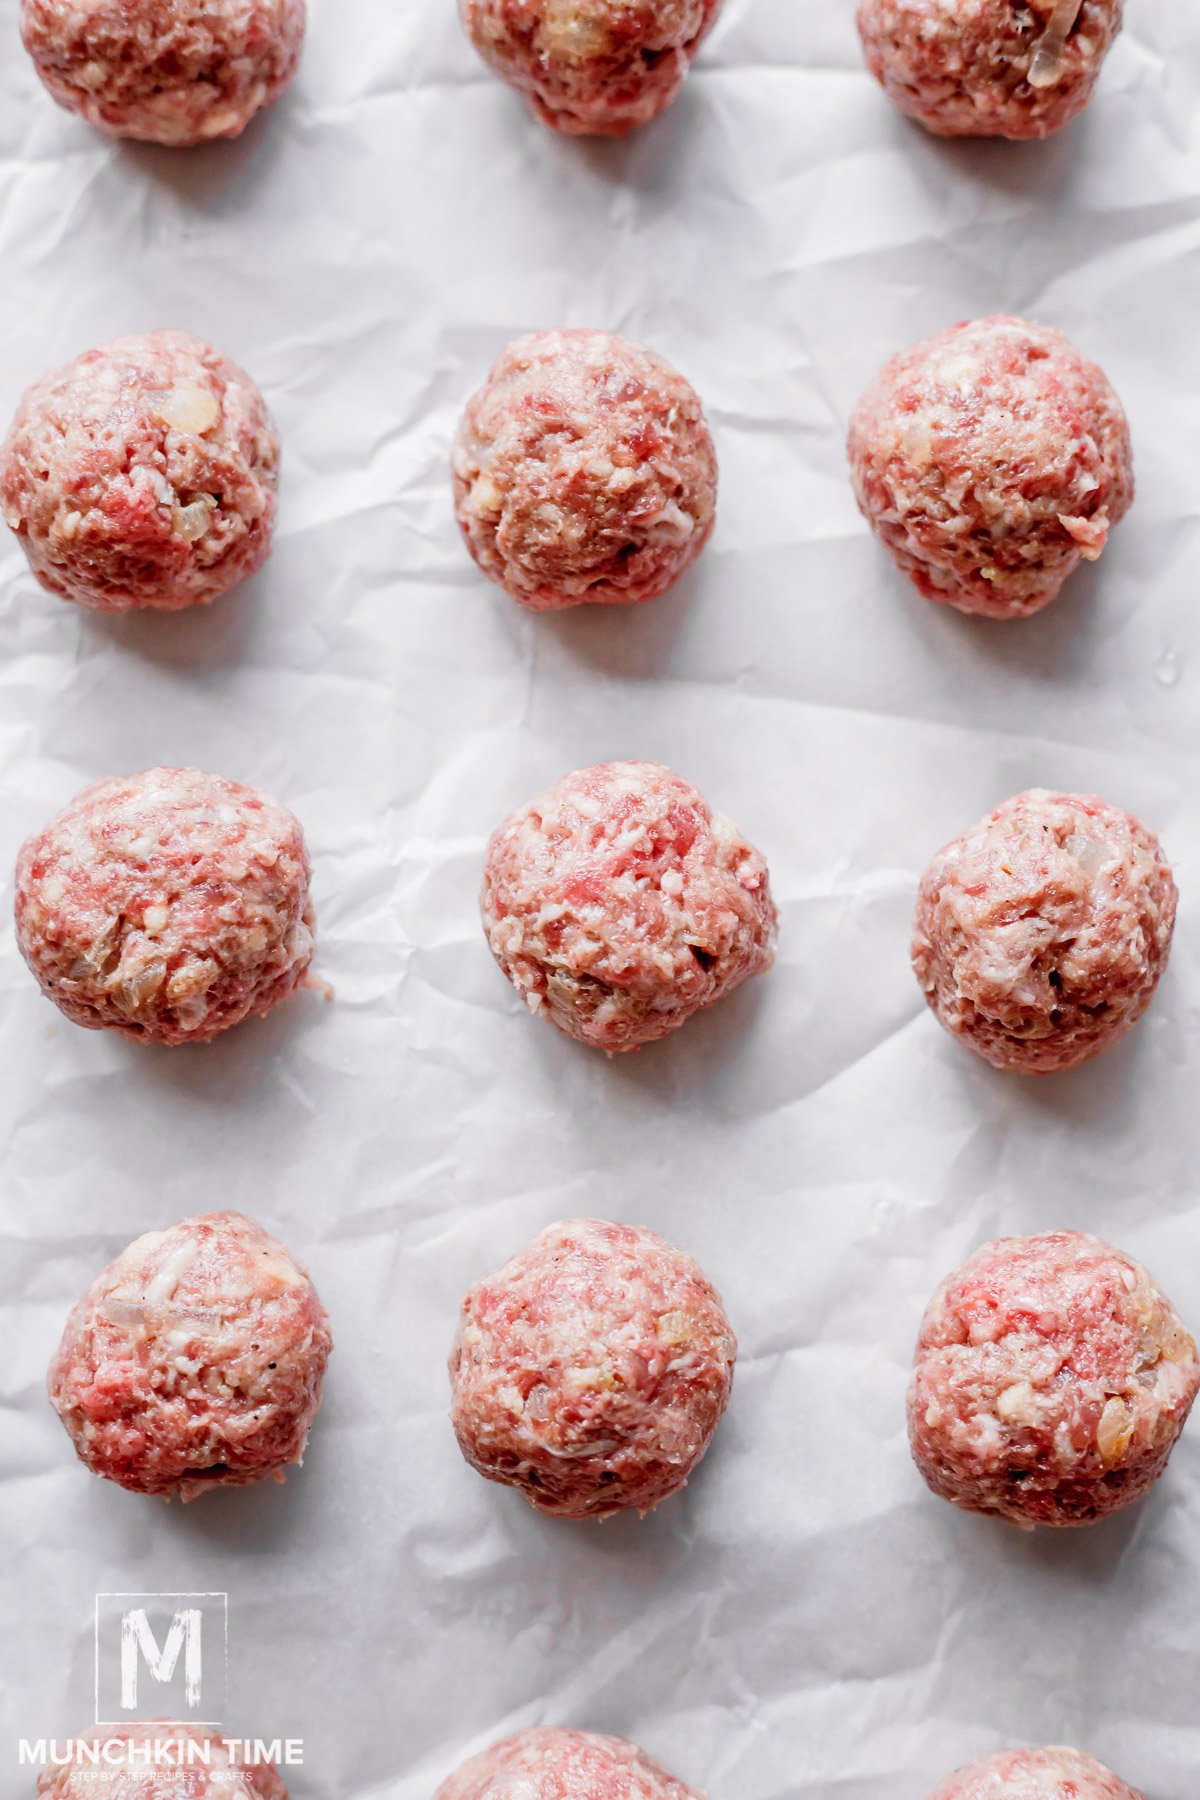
[912,789,1175,1074]
[450,1219,736,1519]
[1,331,279,613]
[908,1232,1200,1528]
[926,1748,1144,1800]
[48,1211,332,1500]
[21,0,305,146]
[437,1731,703,1800]
[453,329,717,612]
[481,761,775,1052]
[15,766,316,1046]
[856,0,1123,140]
[37,1723,287,1798]
[847,316,1132,619]
[459,0,723,136]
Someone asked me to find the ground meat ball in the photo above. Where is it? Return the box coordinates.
[453,330,717,612]
[48,1212,332,1501]
[437,1731,704,1800]
[926,1748,1144,1800]
[1,331,279,614]
[481,761,775,1053]
[856,0,1123,140]
[908,1232,1200,1528]
[15,766,315,1046]
[912,789,1175,1074]
[450,1219,736,1519]
[847,316,1132,620]
[20,0,305,146]
[38,1723,288,1799]
[459,0,723,136]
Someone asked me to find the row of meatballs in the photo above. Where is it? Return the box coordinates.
[45,1211,1200,1528]
[31,1731,1160,1800]
[11,759,1176,1074]
[31,1727,1156,1800]
[36,1215,1193,1797]
[0,311,1134,625]
[17,0,1125,147]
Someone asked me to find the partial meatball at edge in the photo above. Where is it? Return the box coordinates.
[459,0,725,137]
[20,0,307,146]
[436,1730,704,1800]
[924,1746,1146,1800]
[856,0,1124,141]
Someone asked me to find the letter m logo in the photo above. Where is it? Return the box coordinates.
[121,1607,202,1709]
[95,1593,228,1723]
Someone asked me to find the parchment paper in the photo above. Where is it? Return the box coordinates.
[2,2,1200,1796]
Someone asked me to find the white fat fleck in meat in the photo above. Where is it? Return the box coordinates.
[1029,0,1086,86]
[135,1233,200,1307]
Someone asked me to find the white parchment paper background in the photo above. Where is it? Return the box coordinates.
[2,2,1200,1796]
